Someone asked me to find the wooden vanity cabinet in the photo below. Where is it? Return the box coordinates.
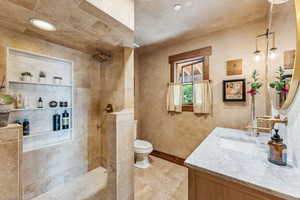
[188,169,285,200]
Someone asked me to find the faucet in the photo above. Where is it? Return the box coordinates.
[246,114,288,134]
[261,114,288,129]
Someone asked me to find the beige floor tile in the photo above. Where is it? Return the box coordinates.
[135,156,188,200]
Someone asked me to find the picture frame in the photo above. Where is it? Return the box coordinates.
[284,50,296,69]
[223,79,246,102]
[226,59,243,76]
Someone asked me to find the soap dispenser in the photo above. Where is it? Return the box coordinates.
[268,129,287,166]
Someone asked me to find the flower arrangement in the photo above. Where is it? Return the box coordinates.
[269,66,290,94]
[247,70,262,96]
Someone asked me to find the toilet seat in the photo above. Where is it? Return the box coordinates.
[134,140,153,153]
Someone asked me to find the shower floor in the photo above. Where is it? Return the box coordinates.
[31,167,107,200]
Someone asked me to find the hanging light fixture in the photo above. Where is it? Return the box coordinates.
[254,38,261,62]
[269,33,277,60]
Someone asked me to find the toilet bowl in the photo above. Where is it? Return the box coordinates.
[134,139,153,168]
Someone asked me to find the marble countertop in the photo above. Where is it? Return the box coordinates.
[185,127,300,200]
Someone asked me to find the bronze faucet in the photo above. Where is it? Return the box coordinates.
[261,114,288,129]
[246,114,288,134]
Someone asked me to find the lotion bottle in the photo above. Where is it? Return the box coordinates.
[268,129,287,166]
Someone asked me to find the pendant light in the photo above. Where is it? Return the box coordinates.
[254,38,261,62]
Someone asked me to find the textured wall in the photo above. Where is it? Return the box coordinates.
[0,26,102,199]
[136,2,296,160]
[136,20,268,159]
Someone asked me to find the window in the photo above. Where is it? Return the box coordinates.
[169,47,211,111]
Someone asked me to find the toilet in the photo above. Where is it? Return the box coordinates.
[133,123,153,168]
[134,139,153,168]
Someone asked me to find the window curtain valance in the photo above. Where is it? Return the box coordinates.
[193,80,212,114]
[167,83,183,112]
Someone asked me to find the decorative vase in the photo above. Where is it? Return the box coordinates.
[249,95,257,136]
[251,95,256,122]
[275,91,287,108]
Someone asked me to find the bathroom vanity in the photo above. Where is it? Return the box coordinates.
[185,128,300,200]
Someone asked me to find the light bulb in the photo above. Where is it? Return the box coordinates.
[269,47,277,60]
[254,54,261,62]
[253,50,261,62]
[269,51,276,59]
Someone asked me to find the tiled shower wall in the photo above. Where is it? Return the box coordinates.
[0,26,102,199]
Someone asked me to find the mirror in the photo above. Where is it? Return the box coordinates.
[269,0,300,110]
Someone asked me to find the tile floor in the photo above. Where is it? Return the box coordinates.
[134,156,188,200]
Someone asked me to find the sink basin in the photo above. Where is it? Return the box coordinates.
[216,131,269,155]
[218,135,258,155]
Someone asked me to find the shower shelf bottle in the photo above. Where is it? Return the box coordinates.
[62,110,69,129]
[53,112,61,131]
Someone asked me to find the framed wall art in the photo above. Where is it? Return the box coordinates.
[223,79,246,102]
[284,50,296,69]
[226,59,243,75]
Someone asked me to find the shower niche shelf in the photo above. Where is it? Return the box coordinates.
[11,107,72,112]
[6,47,74,152]
[9,80,72,87]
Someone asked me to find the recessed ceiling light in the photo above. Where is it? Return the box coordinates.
[30,19,56,31]
[173,4,182,11]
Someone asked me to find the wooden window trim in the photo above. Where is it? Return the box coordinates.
[169,46,211,112]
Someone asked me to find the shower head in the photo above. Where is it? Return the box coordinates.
[93,50,112,63]
[268,0,289,4]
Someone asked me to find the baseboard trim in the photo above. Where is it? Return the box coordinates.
[151,150,186,167]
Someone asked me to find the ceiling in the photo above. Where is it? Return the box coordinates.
[0,0,134,54]
[135,0,269,48]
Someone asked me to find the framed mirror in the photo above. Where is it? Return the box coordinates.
[281,0,300,109]
[269,0,300,110]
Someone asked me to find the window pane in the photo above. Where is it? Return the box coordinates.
[182,65,193,83]
[176,63,183,82]
[193,62,203,81]
[183,84,193,104]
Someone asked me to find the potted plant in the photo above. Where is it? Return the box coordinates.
[0,93,14,128]
[247,70,262,136]
[269,66,290,108]
[39,71,46,83]
[21,72,33,82]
